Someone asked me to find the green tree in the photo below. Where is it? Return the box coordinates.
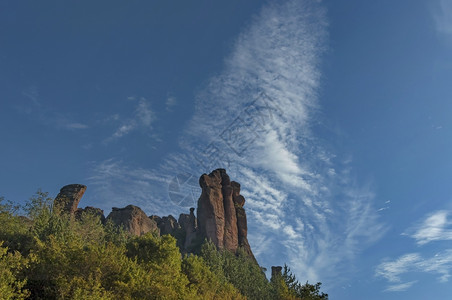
[182,254,245,299]
[1,191,330,299]
[270,268,297,300]
[0,197,33,254]
[23,190,53,220]
[200,241,272,300]
[0,242,31,300]
[126,233,191,298]
[281,265,328,300]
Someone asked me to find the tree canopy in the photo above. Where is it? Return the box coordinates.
[0,191,328,299]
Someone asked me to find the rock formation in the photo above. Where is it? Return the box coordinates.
[232,181,254,258]
[178,207,198,250]
[54,184,87,215]
[197,169,254,258]
[53,169,254,258]
[106,205,159,236]
[271,266,283,279]
[153,215,180,236]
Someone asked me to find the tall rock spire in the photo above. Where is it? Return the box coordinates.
[197,169,254,258]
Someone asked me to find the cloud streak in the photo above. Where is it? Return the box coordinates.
[433,0,452,36]
[384,281,417,292]
[376,210,452,291]
[87,159,179,216]
[407,210,452,245]
[376,250,452,290]
[175,0,383,286]
[88,0,384,288]
[106,97,155,142]
[19,85,89,131]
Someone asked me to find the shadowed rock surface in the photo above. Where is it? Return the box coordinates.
[106,205,159,236]
[232,180,254,259]
[54,184,87,215]
[179,207,198,250]
[271,266,283,279]
[156,215,180,235]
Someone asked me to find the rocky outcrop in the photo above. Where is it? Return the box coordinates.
[232,181,254,259]
[271,266,283,279]
[54,184,87,215]
[53,169,254,259]
[179,208,198,250]
[155,215,180,236]
[106,205,159,236]
[75,206,106,223]
[197,169,254,258]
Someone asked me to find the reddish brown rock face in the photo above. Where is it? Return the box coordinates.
[197,169,226,249]
[54,184,87,215]
[197,169,254,258]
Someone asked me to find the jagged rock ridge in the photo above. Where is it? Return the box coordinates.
[53,169,254,258]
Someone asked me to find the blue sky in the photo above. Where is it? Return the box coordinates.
[1,0,452,298]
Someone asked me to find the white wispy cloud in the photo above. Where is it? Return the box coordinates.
[376,253,422,283]
[376,250,452,290]
[377,200,391,212]
[112,122,135,139]
[106,97,155,142]
[135,97,154,127]
[19,85,89,130]
[88,0,384,289]
[248,232,273,258]
[374,210,452,291]
[176,0,383,287]
[65,123,89,130]
[384,281,417,292]
[433,0,452,36]
[166,96,177,111]
[87,159,181,216]
[407,210,452,245]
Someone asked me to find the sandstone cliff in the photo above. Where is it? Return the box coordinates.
[197,169,254,258]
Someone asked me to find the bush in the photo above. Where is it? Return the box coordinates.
[0,242,30,300]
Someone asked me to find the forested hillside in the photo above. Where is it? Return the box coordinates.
[0,190,327,300]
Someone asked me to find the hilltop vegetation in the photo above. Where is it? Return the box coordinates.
[0,191,328,299]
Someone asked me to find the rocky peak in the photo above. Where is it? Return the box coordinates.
[106,205,159,236]
[54,184,87,215]
[197,169,254,258]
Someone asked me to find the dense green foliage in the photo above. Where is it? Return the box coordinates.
[0,192,328,299]
[280,265,328,300]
